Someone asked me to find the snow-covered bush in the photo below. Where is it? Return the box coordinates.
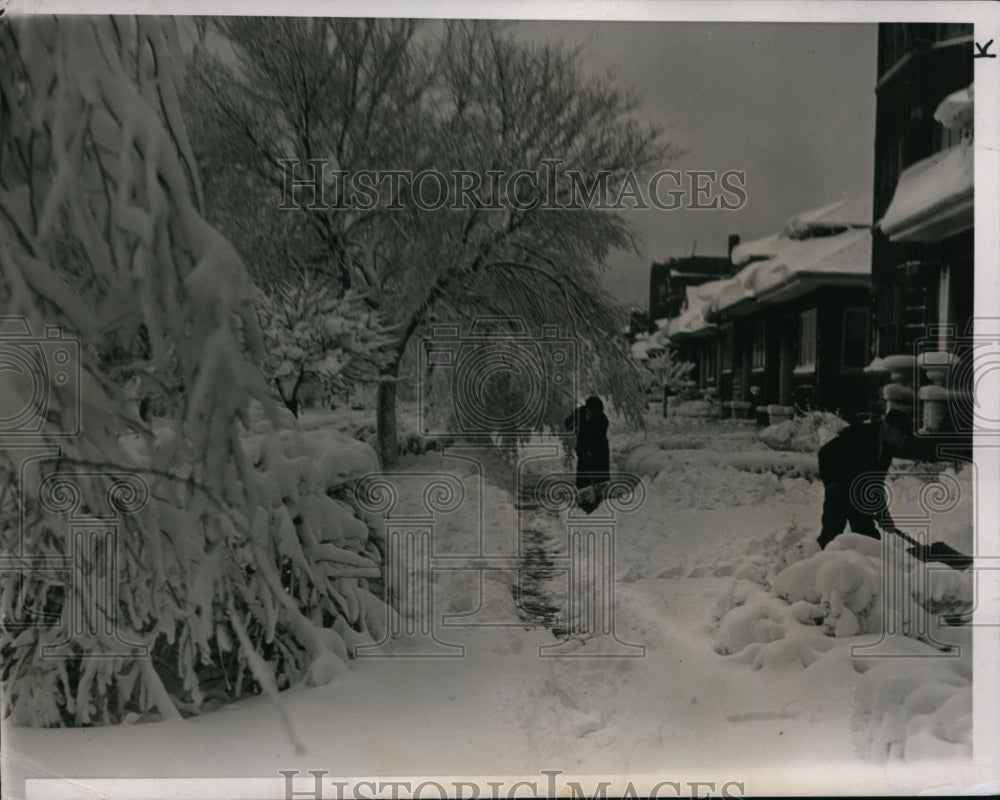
[621,443,818,491]
[672,398,721,418]
[258,276,396,417]
[758,411,847,452]
[341,421,440,458]
[713,487,973,760]
[0,17,389,727]
[636,345,693,397]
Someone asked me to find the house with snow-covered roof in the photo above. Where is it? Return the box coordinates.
[699,194,874,422]
[643,241,738,401]
[663,277,730,396]
[869,22,973,445]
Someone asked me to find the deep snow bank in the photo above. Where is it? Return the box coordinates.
[615,419,975,763]
[711,500,973,761]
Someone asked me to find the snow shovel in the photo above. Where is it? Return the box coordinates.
[883,525,973,571]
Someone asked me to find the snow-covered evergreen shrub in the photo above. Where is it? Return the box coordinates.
[0,17,388,727]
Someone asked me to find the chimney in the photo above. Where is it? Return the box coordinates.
[727,234,741,259]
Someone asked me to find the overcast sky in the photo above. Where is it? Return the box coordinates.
[512,21,879,308]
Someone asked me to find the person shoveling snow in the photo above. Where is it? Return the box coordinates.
[816,409,911,550]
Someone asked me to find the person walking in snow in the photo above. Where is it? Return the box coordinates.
[565,396,611,509]
[816,409,912,550]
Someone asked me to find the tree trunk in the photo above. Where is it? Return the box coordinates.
[377,372,399,469]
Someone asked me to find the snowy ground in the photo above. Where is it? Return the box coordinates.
[2,411,997,798]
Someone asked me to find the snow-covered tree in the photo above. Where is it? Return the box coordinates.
[186,20,673,465]
[183,17,429,292]
[638,343,695,397]
[0,16,388,728]
[258,274,396,416]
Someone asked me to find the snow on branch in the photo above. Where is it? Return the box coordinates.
[1,16,389,728]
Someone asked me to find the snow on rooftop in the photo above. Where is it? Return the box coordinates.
[668,194,872,322]
[705,275,752,315]
[665,278,730,337]
[730,232,783,267]
[711,228,872,313]
[782,193,872,239]
[731,194,871,267]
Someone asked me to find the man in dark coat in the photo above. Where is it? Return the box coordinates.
[816,409,912,550]
[565,396,611,491]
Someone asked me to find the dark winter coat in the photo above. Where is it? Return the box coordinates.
[565,406,610,480]
[819,422,893,527]
[818,421,892,486]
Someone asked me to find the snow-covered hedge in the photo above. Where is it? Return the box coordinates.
[758,411,848,453]
[623,444,818,483]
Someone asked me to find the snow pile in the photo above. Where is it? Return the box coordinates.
[769,538,883,637]
[345,420,440,456]
[623,444,817,483]
[720,526,972,647]
[613,429,759,459]
[713,515,973,760]
[851,658,971,762]
[294,405,441,457]
[758,411,848,452]
[621,412,757,443]
[713,578,836,668]
[670,399,720,417]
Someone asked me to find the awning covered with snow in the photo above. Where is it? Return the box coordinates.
[878,84,973,243]
[877,141,973,242]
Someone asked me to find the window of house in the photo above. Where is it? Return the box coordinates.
[874,283,902,358]
[841,307,870,369]
[797,309,817,369]
[751,320,766,370]
[720,327,734,373]
[702,343,717,387]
